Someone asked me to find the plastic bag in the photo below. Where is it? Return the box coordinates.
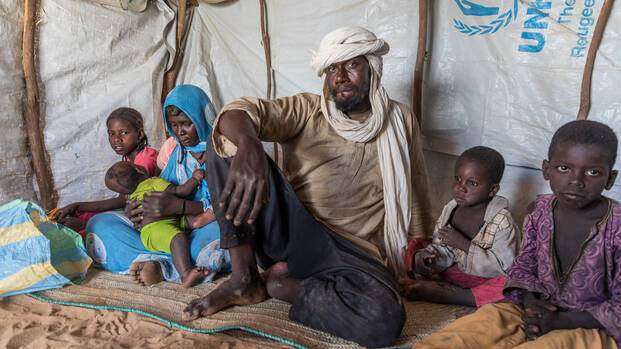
[0,200,92,297]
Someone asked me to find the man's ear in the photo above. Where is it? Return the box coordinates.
[605,169,618,190]
[542,159,551,180]
[489,183,499,197]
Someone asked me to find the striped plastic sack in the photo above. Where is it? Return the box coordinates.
[0,199,92,297]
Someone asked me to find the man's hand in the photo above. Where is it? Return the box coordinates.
[414,251,437,278]
[437,226,470,251]
[218,136,269,226]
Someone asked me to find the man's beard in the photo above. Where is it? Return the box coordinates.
[331,87,363,112]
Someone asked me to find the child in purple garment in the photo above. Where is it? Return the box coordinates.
[413,120,620,349]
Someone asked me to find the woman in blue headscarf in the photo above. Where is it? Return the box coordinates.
[85,85,230,285]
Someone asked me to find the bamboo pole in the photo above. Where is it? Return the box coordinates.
[23,0,58,209]
[259,0,278,165]
[259,0,272,100]
[161,0,197,104]
[577,0,614,120]
[413,0,428,124]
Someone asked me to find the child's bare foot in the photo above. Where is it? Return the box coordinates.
[181,266,211,288]
[129,261,164,286]
[182,274,268,320]
[185,210,216,231]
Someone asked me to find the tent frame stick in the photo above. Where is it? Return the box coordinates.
[259,0,278,165]
[413,0,428,124]
[259,0,272,100]
[577,0,614,120]
[23,0,58,209]
[162,0,196,103]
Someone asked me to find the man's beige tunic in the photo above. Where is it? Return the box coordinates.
[212,93,433,266]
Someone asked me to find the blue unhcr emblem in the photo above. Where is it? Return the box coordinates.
[453,0,518,36]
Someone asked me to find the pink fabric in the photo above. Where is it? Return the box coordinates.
[130,147,160,176]
[156,137,177,170]
[406,237,505,307]
[78,212,100,221]
[441,264,506,307]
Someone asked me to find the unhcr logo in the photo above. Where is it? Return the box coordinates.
[453,0,519,36]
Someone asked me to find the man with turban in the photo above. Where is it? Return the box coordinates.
[182,26,433,347]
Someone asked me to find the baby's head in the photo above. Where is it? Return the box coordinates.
[106,107,148,157]
[105,161,149,195]
[544,120,618,209]
[453,146,505,207]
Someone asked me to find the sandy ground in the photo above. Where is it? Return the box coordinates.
[0,294,292,349]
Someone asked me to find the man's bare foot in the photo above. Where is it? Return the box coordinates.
[181,266,211,288]
[129,261,164,286]
[182,274,268,320]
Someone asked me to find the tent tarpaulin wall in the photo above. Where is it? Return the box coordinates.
[35,0,174,205]
[1,1,36,204]
[425,0,621,168]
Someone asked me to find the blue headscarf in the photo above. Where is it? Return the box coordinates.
[161,85,217,210]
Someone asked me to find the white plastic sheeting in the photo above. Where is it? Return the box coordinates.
[0,0,618,224]
[178,0,420,110]
[35,0,174,205]
[424,1,621,172]
[0,1,37,204]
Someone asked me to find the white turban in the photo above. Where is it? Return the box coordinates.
[311,27,413,277]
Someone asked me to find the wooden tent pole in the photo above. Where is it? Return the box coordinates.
[259,0,278,165]
[259,0,272,100]
[23,0,58,209]
[413,0,428,124]
[577,0,614,120]
[161,0,197,104]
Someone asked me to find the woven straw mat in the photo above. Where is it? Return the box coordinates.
[34,269,474,348]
